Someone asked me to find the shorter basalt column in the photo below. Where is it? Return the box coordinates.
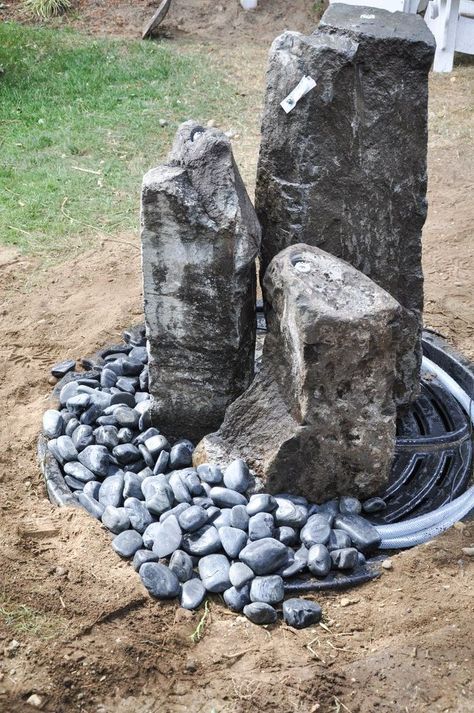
[141,121,261,442]
[195,244,402,501]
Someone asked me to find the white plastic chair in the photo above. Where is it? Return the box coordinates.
[328,0,421,13]
[424,0,474,71]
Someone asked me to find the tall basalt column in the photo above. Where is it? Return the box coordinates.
[195,244,403,502]
[255,5,435,407]
[141,121,261,442]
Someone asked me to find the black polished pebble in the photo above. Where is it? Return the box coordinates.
[333,514,382,552]
[167,471,191,504]
[102,505,130,534]
[229,562,254,589]
[59,380,79,406]
[63,461,95,483]
[98,473,124,507]
[212,508,232,529]
[339,496,362,515]
[71,425,94,451]
[123,472,145,500]
[138,444,154,468]
[219,526,247,559]
[56,435,79,462]
[230,504,249,531]
[198,554,231,593]
[132,549,159,572]
[300,515,331,548]
[115,376,136,394]
[65,418,80,437]
[276,526,298,546]
[51,359,76,378]
[112,529,143,558]
[223,584,251,612]
[169,440,194,469]
[160,502,190,523]
[151,515,182,558]
[243,602,277,625]
[250,575,284,604]
[178,505,208,532]
[134,427,159,445]
[121,358,144,376]
[110,391,135,408]
[140,563,180,599]
[74,492,104,519]
[247,493,277,516]
[362,497,387,514]
[66,393,90,415]
[129,346,148,363]
[83,480,101,500]
[113,443,141,465]
[114,406,140,429]
[279,557,307,578]
[95,425,119,450]
[282,599,322,629]
[142,521,163,549]
[181,524,221,557]
[330,547,359,570]
[307,544,332,577]
[248,512,275,541]
[210,486,247,508]
[239,538,289,575]
[100,368,118,388]
[153,450,170,475]
[182,469,202,497]
[80,402,104,426]
[274,498,308,528]
[180,578,206,610]
[64,474,85,491]
[327,529,352,552]
[196,463,223,485]
[124,497,153,533]
[78,445,111,477]
[169,550,194,583]
[124,459,146,474]
[43,410,64,439]
[223,459,250,493]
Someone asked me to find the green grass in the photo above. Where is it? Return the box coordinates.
[0,22,242,256]
[0,592,65,639]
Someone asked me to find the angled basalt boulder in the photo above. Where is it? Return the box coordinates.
[255,5,435,407]
[141,121,261,442]
[195,244,403,502]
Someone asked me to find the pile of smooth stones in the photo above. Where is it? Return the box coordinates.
[42,330,386,629]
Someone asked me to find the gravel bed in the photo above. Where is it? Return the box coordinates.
[40,326,385,628]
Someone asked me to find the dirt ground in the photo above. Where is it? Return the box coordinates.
[0,2,473,712]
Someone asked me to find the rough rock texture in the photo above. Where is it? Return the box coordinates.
[141,121,261,441]
[255,6,435,406]
[195,244,402,501]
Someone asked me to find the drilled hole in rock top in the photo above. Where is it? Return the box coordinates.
[190,126,205,142]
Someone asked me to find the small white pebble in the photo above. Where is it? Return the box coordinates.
[382,558,393,570]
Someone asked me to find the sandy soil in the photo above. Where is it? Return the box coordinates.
[0,2,473,712]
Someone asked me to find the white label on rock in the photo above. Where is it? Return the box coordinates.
[280,76,316,114]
